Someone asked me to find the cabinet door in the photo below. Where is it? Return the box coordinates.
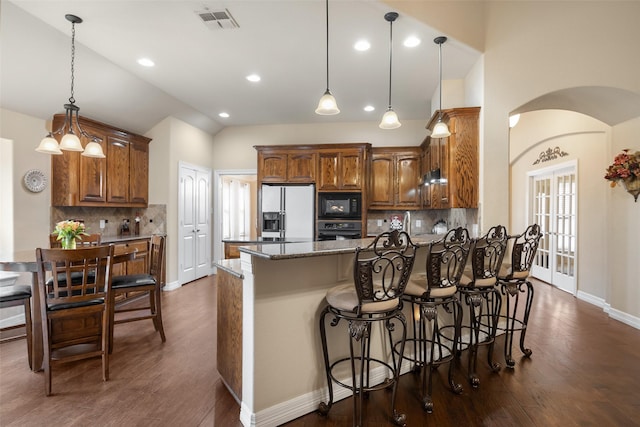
[129,140,149,205]
[396,153,421,207]
[340,152,363,190]
[369,154,394,207]
[288,152,316,183]
[106,137,130,204]
[77,124,108,204]
[318,153,339,190]
[258,152,287,182]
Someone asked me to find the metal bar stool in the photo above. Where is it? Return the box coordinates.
[398,227,471,414]
[496,224,543,368]
[457,225,508,387]
[318,230,417,427]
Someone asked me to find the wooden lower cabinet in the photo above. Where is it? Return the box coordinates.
[217,268,243,400]
[112,239,149,277]
[224,243,241,259]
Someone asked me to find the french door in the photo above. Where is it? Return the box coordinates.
[529,162,577,294]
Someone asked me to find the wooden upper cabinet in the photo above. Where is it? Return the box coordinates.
[51,115,151,207]
[317,148,365,191]
[256,148,316,183]
[422,107,480,209]
[369,148,421,210]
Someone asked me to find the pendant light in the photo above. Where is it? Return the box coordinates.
[431,36,451,138]
[36,14,105,158]
[315,0,339,115]
[379,12,401,129]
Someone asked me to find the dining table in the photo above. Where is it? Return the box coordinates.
[0,246,138,372]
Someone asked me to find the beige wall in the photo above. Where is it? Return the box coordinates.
[146,117,216,286]
[210,119,430,172]
[1,109,52,252]
[510,110,610,299]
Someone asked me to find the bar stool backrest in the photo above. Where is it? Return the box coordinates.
[469,225,508,285]
[353,229,417,310]
[505,224,542,279]
[425,227,471,293]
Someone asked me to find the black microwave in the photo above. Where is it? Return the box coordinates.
[318,192,362,219]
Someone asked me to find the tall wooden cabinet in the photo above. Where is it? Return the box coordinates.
[421,107,480,209]
[51,115,151,207]
[369,147,422,210]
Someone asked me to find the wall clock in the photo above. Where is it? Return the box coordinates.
[24,169,47,193]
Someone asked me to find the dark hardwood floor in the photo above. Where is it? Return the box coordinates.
[1,276,639,426]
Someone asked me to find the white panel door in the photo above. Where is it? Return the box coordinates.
[179,167,196,283]
[530,164,577,294]
[179,163,212,285]
[195,171,211,279]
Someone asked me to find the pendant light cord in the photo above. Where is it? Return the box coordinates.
[438,40,442,118]
[69,20,76,105]
[387,18,393,109]
[324,0,330,91]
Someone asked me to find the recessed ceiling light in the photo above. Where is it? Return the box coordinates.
[219,112,230,118]
[137,58,155,67]
[354,40,370,51]
[246,74,261,82]
[364,105,375,112]
[403,36,421,48]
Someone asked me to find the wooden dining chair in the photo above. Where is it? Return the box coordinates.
[108,235,166,353]
[0,284,33,370]
[35,245,114,396]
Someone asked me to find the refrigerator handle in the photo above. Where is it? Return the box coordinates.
[280,212,286,239]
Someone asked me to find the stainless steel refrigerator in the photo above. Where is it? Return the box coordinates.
[261,184,315,239]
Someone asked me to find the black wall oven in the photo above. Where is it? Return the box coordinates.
[318,192,362,220]
[317,221,362,241]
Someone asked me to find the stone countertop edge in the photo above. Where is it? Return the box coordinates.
[101,233,166,244]
[215,259,243,279]
[238,235,440,261]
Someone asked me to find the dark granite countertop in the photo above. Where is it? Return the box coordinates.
[222,237,314,244]
[100,233,165,244]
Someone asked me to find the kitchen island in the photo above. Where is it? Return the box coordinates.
[215,236,438,427]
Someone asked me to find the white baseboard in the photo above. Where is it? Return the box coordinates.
[240,364,395,427]
[162,280,182,291]
[577,290,639,330]
[0,313,25,329]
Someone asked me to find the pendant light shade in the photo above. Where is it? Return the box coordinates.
[316,89,340,115]
[315,0,339,115]
[431,36,451,138]
[379,12,401,129]
[36,14,105,158]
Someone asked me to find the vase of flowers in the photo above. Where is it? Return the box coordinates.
[604,149,640,202]
[53,220,88,249]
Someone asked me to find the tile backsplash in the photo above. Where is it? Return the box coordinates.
[50,204,167,238]
[366,208,479,236]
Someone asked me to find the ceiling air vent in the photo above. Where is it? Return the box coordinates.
[195,8,239,30]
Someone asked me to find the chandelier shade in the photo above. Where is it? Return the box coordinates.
[379,12,401,129]
[315,0,339,115]
[36,14,105,158]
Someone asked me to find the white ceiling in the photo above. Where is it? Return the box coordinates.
[1,0,482,135]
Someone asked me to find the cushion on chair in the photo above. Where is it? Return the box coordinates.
[0,284,32,302]
[405,274,457,298]
[459,273,496,288]
[47,298,104,311]
[498,263,530,280]
[111,274,156,290]
[325,283,399,314]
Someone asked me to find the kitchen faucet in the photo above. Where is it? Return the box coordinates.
[403,211,411,235]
